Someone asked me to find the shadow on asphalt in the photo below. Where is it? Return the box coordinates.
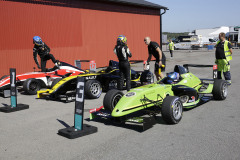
[57,119,70,128]
[1,103,9,107]
[85,115,168,133]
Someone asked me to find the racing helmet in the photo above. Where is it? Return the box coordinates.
[117,35,127,44]
[166,72,179,84]
[33,36,43,46]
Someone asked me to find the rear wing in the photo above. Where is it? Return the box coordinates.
[75,60,96,72]
[75,60,146,69]
[74,60,92,69]
[183,64,218,80]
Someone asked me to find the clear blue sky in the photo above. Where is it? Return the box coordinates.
[147,0,239,33]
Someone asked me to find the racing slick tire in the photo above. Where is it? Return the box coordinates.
[23,78,41,95]
[103,89,124,111]
[161,96,183,124]
[212,79,228,100]
[0,75,9,80]
[51,78,62,88]
[85,80,102,99]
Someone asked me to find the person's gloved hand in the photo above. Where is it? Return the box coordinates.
[145,64,150,70]
[55,62,59,68]
[144,63,150,70]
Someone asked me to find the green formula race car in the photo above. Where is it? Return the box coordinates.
[90,64,228,125]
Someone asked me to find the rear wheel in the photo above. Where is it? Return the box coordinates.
[103,89,124,111]
[0,75,9,80]
[212,79,228,100]
[161,96,183,124]
[85,80,102,99]
[23,78,41,95]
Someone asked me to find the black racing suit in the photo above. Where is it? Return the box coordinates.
[33,43,57,72]
[147,41,166,72]
[114,42,132,91]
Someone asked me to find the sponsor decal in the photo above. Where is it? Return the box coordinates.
[96,112,111,117]
[188,96,195,103]
[85,76,97,80]
[127,117,144,123]
[125,92,136,97]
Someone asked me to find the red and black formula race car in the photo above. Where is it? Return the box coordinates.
[0,61,85,97]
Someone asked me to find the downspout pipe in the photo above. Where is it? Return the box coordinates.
[160,9,167,50]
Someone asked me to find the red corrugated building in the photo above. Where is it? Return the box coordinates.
[0,0,167,76]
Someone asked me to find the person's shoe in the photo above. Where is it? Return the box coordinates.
[55,60,60,68]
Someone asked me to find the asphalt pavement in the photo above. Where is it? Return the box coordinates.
[0,49,240,160]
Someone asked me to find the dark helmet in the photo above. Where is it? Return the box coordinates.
[33,36,43,46]
[166,72,179,84]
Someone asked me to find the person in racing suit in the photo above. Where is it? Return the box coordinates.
[144,37,166,81]
[33,36,58,72]
[114,35,132,91]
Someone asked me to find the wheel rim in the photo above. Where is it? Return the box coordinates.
[109,80,117,89]
[222,83,228,97]
[90,83,101,96]
[111,94,122,109]
[29,81,39,92]
[172,100,182,120]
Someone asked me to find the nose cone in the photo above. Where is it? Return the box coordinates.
[111,91,138,117]
[111,108,122,117]
[110,83,168,118]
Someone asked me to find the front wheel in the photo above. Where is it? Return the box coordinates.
[161,96,183,124]
[23,78,41,95]
[103,89,124,111]
[85,80,102,99]
[212,79,228,100]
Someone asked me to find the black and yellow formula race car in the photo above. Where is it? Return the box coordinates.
[37,60,154,102]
